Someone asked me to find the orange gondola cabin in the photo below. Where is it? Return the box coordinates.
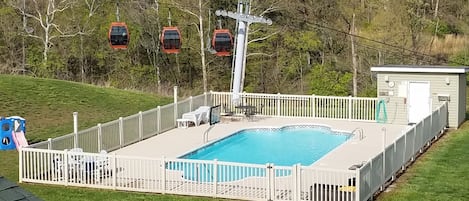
[108,22,129,49]
[161,27,182,54]
[212,29,233,56]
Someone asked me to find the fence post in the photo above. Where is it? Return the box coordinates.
[430,112,434,144]
[292,164,300,201]
[97,123,102,152]
[64,149,69,186]
[381,127,386,190]
[276,93,281,116]
[437,106,441,139]
[138,111,143,141]
[112,153,117,190]
[161,156,166,193]
[209,90,214,106]
[312,94,316,118]
[213,159,218,197]
[157,106,161,134]
[348,96,353,121]
[267,163,275,200]
[174,86,178,127]
[18,147,23,183]
[402,130,407,171]
[420,119,424,153]
[411,126,416,162]
[355,168,361,201]
[189,96,194,111]
[119,117,123,148]
[204,91,208,106]
[73,112,78,148]
[47,138,52,150]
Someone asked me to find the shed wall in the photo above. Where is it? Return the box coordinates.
[377,73,460,127]
[458,74,467,127]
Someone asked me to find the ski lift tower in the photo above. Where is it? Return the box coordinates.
[216,0,272,104]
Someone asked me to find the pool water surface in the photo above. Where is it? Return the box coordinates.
[181,125,351,166]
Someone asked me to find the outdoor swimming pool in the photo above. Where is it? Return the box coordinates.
[171,125,352,182]
[181,125,351,166]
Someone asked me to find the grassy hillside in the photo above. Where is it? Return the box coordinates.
[0,75,229,200]
[0,75,172,143]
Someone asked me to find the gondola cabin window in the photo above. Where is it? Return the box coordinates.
[212,29,233,56]
[161,27,182,54]
[108,22,129,49]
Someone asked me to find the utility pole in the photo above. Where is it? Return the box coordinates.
[216,0,272,104]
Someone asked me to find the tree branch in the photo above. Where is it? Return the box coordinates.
[248,31,279,44]
[170,2,199,18]
[85,0,100,17]
[247,52,275,58]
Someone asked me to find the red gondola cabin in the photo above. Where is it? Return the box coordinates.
[161,27,182,54]
[212,29,233,56]
[108,22,129,49]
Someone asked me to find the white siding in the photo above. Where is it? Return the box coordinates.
[458,74,467,127]
[377,73,461,128]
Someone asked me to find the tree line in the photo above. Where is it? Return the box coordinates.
[0,0,468,96]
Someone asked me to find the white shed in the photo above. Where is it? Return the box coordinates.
[371,65,468,128]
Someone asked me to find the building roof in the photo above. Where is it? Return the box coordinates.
[370,65,469,74]
[0,176,42,201]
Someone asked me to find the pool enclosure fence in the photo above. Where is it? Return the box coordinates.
[19,91,448,201]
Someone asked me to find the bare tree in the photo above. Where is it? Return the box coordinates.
[11,0,83,63]
[135,0,163,93]
[78,0,101,82]
[171,0,209,93]
[350,13,358,97]
[84,0,100,17]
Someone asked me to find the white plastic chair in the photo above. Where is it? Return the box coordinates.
[181,106,211,126]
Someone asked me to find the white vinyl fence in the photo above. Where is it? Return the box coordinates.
[358,102,448,201]
[20,92,448,201]
[210,92,377,121]
[20,148,357,201]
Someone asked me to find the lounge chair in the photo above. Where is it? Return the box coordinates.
[181,106,211,126]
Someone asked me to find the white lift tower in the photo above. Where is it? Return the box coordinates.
[216,0,272,104]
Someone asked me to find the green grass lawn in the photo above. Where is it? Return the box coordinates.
[0,75,230,201]
[2,75,469,201]
[376,122,469,201]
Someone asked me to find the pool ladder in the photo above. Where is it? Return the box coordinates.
[352,128,364,141]
[203,125,215,143]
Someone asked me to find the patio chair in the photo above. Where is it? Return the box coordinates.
[51,155,64,181]
[222,104,234,116]
[246,104,264,121]
[83,150,111,183]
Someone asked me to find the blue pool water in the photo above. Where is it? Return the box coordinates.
[172,125,351,182]
[182,126,350,166]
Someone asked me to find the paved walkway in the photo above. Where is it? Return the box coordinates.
[113,116,409,170]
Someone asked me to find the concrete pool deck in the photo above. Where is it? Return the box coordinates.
[113,116,409,170]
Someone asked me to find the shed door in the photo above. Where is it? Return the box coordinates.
[408,82,431,124]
